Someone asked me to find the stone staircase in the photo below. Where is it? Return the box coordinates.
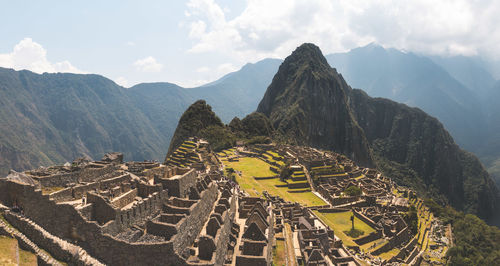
[0,216,63,266]
[3,211,106,266]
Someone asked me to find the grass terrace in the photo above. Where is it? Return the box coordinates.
[19,249,37,266]
[0,236,17,265]
[273,236,286,265]
[378,248,400,261]
[224,157,326,206]
[313,210,376,247]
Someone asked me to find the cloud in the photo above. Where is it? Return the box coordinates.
[196,66,210,73]
[133,56,163,72]
[183,0,500,61]
[0,38,84,73]
[114,76,129,87]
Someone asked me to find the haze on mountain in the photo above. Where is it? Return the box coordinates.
[325,44,500,187]
[0,58,281,176]
[255,43,499,224]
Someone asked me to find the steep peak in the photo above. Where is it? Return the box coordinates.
[257,43,374,167]
[283,43,330,69]
[166,100,223,158]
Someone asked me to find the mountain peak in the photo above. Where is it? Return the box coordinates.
[284,43,330,69]
[166,100,223,158]
[257,43,374,167]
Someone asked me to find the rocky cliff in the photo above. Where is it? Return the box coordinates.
[349,89,499,220]
[257,43,374,167]
[256,43,499,222]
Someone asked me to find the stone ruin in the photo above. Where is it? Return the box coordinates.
[0,139,243,265]
[0,139,450,265]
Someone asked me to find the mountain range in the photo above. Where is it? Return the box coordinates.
[1,42,500,223]
[0,58,281,176]
[255,43,499,223]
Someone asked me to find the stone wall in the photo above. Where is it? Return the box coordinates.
[0,181,187,265]
[33,164,118,187]
[87,192,117,225]
[371,227,411,255]
[160,169,197,198]
[48,173,131,203]
[354,230,383,246]
[353,209,378,229]
[4,211,77,263]
[172,182,218,254]
[112,189,138,209]
[115,190,167,232]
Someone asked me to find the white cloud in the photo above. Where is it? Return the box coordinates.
[126,41,136,46]
[216,63,237,74]
[114,76,129,87]
[133,56,163,72]
[196,66,210,73]
[0,38,84,73]
[183,0,500,61]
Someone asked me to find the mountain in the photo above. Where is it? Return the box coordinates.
[325,44,487,152]
[130,58,282,125]
[430,55,496,97]
[257,44,374,167]
[0,67,166,174]
[350,89,498,220]
[0,58,281,176]
[166,100,224,157]
[257,43,499,223]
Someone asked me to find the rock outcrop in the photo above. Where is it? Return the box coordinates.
[257,43,499,223]
[166,100,224,159]
[349,89,499,221]
[257,43,374,167]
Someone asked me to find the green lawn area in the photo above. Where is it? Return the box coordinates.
[0,236,18,266]
[225,157,326,206]
[313,210,376,247]
[19,249,37,266]
[273,239,286,265]
[378,248,400,261]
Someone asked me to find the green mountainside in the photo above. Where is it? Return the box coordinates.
[0,68,165,174]
[326,44,487,152]
[257,44,374,167]
[350,89,498,221]
[0,58,281,176]
[255,43,499,224]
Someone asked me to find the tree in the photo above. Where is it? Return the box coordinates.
[344,185,362,196]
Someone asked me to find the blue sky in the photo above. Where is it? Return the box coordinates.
[1,0,499,87]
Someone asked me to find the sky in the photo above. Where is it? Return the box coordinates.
[1,0,499,87]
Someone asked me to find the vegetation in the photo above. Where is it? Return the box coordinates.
[272,238,286,266]
[0,236,17,265]
[344,185,362,196]
[18,249,37,266]
[420,198,500,264]
[403,205,419,235]
[344,228,364,238]
[224,157,326,206]
[313,211,375,246]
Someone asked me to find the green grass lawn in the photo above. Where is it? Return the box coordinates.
[0,236,18,266]
[19,249,37,266]
[273,239,286,265]
[313,210,376,247]
[224,157,326,206]
[378,248,400,261]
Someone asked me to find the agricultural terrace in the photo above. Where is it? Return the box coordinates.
[222,156,326,206]
[313,210,377,248]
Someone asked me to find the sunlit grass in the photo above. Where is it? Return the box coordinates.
[224,157,326,206]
